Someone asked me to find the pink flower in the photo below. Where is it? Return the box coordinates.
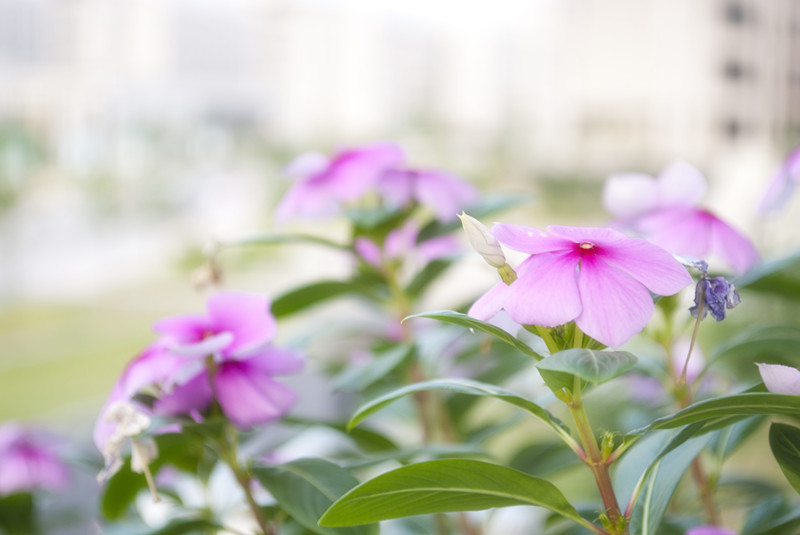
[756,363,800,395]
[275,143,477,223]
[354,220,458,270]
[275,143,405,221]
[469,225,692,347]
[376,169,478,222]
[0,424,68,495]
[759,145,800,214]
[603,161,759,274]
[95,292,304,437]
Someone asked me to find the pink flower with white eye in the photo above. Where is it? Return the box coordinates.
[759,144,800,214]
[603,161,759,274]
[0,424,68,495]
[756,363,800,395]
[469,224,692,347]
[275,143,405,221]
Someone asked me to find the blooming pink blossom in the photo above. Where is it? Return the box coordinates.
[354,220,458,270]
[275,144,405,221]
[0,424,68,495]
[756,363,800,395]
[469,225,692,347]
[276,143,477,223]
[759,144,800,214]
[95,292,304,440]
[603,161,758,274]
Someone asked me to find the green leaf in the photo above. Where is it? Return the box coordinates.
[769,423,800,494]
[346,378,569,439]
[318,459,593,531]
[709,325,800,362]
[0,493,35,535]
[738,248,800,299]
[334,345,414,391]
[271,280,381,318]
[536,349,637,385]
[226,233,351,251]
[101,462,145,520]
[405,310,544,360]
[640,393,800,432]
[254,458,377,535]
[630,436,710,535]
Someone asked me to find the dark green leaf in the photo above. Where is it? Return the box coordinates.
[709,325,800,362]
[536,349,637,385]
[254,458,377,535]
[318,459,594,532]
[738,249,800,299]
[101,463,145,520]
[148,518,222,535]
[346,378,569,440]
[509,442,583,477]
[405,310,543,360]
[271,280,381,318]
[0,493,35,535]
[769,423,800,494]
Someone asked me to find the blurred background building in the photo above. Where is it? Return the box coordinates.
[0,0,798,298]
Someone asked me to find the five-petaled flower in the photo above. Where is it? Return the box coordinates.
[469,225,692,347]
[603,161,759,274]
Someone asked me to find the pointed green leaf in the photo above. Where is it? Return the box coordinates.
[769,423,800,495]
[272,280,381,318]
[738,248,800,299]
[334,345,414,391]
[149,519,223,535]
[406,310,543,360]
[536,349,636,385]
[346,378,568,439]
[641,393,800,432]
[709,325,800,362]
[318,459,595,532]
[254,458,377,535]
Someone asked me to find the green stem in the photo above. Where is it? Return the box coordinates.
[568,379,626,535]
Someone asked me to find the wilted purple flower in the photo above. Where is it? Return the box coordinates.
[689,276,741,322]
[0,424,68,495]
[759,145,800,214]
[377,169,478,222]
[757,363,800,395]
[603,161,758,274]
[469,225,692,347]
[685,526,736,535]
[275,143,405,221]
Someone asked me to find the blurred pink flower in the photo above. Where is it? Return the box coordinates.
[377,169,478,222]
[95,292,304,437]
[275,143,405,221]
[0,424,68,495]
[276,143,477,222]
[469,225,691,347]
[756,363,800,395]
[759,145,800,214]
[603,161,758,274]
[355,220,458,270]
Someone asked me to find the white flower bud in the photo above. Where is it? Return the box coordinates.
[458,212,506,268]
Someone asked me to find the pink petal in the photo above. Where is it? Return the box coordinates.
[709,216,759,274]
[274,178,341,221]
[168,332,234,358]
[242,346,305,375]
[354,237,383,268]
[656,161,707,207]
[418,235,459,263]
[503,252,582,327]
[413,170,479,222]
[685,527,736,535]
[575,256,654,347]
[637,207,712,259]
[492,224,572,254]
[155,372,214,416]
[376,169,415,206]
[757,363,800,395]
[214,361,298,428]
[468,281,509,321]
[602,173,659,220]
[759,146,800,214]
[207,292,276,357]
[547,225,629,247]
[596,237,692,295]
[282,152,329,179]
[153,315,211,343]
[326,143,405,201]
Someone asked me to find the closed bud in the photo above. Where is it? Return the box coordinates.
[458,212,506,268]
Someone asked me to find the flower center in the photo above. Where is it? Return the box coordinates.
[579,242,594,250]
[575,241,598,257]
